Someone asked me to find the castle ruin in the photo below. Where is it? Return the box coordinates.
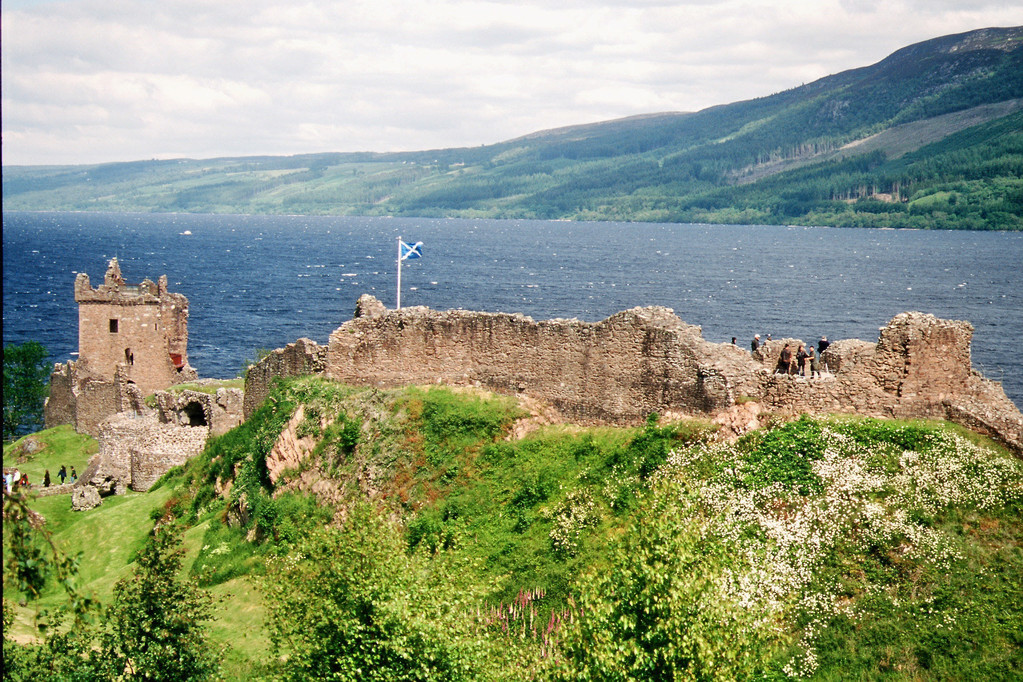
[247,295,1023,455]
[43,259,249,508]
[45,258,198,436]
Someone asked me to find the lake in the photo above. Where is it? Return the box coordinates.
[3,211,1021,408]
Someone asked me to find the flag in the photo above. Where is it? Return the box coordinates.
[400,240,423,260]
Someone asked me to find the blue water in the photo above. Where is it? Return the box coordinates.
[3,211,1021,408]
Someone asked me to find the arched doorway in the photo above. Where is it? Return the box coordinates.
[183,401,208,427]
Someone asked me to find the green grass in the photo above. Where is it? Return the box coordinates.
[2,425,98,488]
[165,378,246,395]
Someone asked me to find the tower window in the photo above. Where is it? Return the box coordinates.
[109,319,119,333]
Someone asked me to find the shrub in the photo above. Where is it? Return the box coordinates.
[553,485,775,680]
[101,523,222,679]
[739,414,827,494]
[264,503,488,681]
[3,341,50,442]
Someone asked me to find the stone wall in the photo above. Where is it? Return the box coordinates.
[243,338,327,418]
[237,297,1023,455]
[83,413,209,494]
[44,361,120,437]
[326,303,768,423]
[129,418,210,491]
[154,385,245,436]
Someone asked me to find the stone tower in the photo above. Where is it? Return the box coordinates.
[45,258,197,436]
[74,258,193,395]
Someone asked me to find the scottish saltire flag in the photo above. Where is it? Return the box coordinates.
[400,240,423,260]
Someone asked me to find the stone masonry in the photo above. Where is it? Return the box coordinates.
[154,385,245,436]
[79,412,210,500]
[243,338,327,418]
[45,258,197,437]
[247,296,1023,454]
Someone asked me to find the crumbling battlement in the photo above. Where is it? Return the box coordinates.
[74,257,194,395]
[326,301,765,422]
[243,297,1022,454]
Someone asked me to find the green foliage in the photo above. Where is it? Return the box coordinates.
[833,416,937,452]
[3,341,51,442]
[618,413,716,478]
[410,386,521,454]
[95,521,223,681]
[8,378,1022,680]
[738,414,827,494]
[2,487,101,682]
[263,503,488,681]
[167,378,246,395]
[553,485,777,680]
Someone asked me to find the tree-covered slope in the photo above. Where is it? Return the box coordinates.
[4,27,1022,229]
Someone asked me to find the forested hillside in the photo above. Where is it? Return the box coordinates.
[4,27,1022,229]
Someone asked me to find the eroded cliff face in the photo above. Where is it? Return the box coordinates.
[245,296,1022,454]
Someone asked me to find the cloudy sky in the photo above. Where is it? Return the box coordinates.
[2,0,1020,166]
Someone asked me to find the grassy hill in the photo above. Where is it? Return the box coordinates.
[3,27,1022,230]
[5,379,1023,679]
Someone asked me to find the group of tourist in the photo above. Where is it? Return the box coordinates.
[4,469,32,492]
[749,334,831,378]
[3,464,77,493]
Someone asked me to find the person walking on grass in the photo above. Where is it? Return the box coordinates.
[58,465,67,485]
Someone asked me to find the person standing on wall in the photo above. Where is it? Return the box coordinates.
[796,344,809,376]
[776,344,792,374]
[818,336,830,373]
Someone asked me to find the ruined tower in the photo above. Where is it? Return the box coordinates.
[45,258,197,436]
[74,258,192,395]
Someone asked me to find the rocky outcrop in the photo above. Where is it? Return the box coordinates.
[71,485,102,512]
[265,406,323,486]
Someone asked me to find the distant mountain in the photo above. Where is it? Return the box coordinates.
[4,27,1022,229]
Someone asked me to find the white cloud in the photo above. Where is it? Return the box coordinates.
[2,0,1020,165]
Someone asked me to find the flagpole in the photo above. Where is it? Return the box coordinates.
[396,235,402,310]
